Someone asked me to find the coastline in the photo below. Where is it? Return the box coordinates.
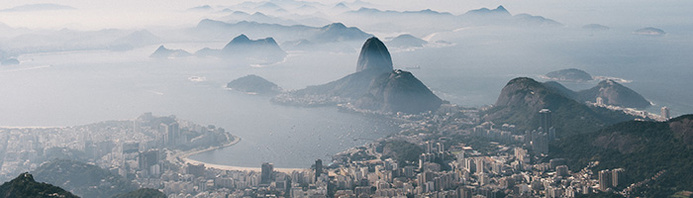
[175,133,309,174]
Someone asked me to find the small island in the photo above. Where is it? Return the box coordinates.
[582,24,610,31]
[226,74,282,95]
[545,68,593,82]
[386,34,428,48]
[633,27,666,36]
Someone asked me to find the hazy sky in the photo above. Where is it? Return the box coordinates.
[0,0,691,30]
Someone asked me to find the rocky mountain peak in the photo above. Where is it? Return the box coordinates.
[585,79,651,108]
[354,69,442,114]
[229,34,251,44]
[356,37,393,73]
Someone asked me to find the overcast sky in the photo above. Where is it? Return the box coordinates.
[0,0,691,30]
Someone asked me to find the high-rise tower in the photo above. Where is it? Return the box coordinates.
[539,109,552,133]
[661,106,670,121]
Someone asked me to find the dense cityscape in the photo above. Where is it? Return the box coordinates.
[0,102,672,197]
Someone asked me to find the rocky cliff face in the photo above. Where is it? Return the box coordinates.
[355,70,442,114]
[356,37,393,74]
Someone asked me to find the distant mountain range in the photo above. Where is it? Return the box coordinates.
[551,115,693,197]
[110,30,163,51]
[222,34,286,61]
[0,3,568,56]
[219,11,301,26]
[201,2,564,40]
[464,5,511,17]
[215,1,561,31]
[0,29,162,54]
[337,5,561,35]
[463,6,561,27]
[193,34,287,63]
[149,34,289,63]
[212,1,335,26]
[0,3,75,12]
[150,45,192,58]
[273,37,442,114]
[313,23,373,43]
[349,7,455,16]
[483,77,636,137]
[195,20,372,44]
[186,5,213,12]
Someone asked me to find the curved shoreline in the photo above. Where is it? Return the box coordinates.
[175,133,308,173]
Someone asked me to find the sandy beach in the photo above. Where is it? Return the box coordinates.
[177,133,309,174]
[183,157,308,173]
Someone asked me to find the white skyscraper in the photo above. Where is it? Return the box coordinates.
[661,106,670,121]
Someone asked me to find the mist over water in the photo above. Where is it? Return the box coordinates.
[393,26,693,115]
[1,0,692,169]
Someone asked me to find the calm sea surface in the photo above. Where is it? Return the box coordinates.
[2,28,692,168]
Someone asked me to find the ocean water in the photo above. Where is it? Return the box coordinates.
[0,45,401,168]
[397,27,693,116]
[1,27,692,168]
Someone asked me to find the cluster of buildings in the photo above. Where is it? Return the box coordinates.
[185,108,626,198]
[598,168,625,191]
[471,109,555,155]
[0,113,229,195]
[0,105,652,198]
[593,97,672,122]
